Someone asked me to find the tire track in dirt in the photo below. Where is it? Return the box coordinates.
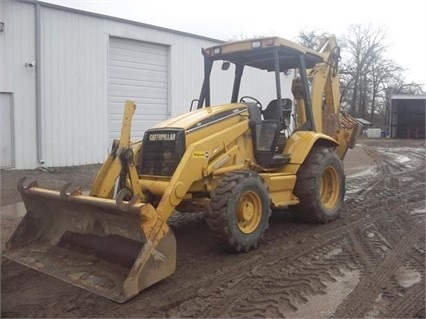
[114,144,426,318]
[227,200,426,317]
[129,206,370,316]
[224,248,355,318]
[334,222,425,318]
[214,146,426,318]
[346,228,375,270]
[180,237,354,318]
[136,146,425,318]
[139,198,422,318]
[383,282,425,318]
[1,143,424,318]
[337,148,425,318]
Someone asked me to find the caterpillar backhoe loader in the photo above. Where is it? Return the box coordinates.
[5,36,360,302]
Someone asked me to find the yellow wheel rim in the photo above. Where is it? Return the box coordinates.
[236,190,262,234]
[320,166,340,209]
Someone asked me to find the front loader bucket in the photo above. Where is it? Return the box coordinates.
[4,178,176,303]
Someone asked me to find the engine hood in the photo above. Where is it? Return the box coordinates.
[151,103,248,133]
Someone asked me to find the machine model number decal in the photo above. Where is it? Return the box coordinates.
[149,133,176,141]
[193,151,210,159]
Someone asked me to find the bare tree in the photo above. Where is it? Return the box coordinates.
[297,30,330,51]
[340,24,388,117]
[368,56,404,123]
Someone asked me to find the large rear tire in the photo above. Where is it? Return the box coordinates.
[206,171,271,252]
[293,146,345,223]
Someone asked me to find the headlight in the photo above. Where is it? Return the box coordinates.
[251,41,262,49]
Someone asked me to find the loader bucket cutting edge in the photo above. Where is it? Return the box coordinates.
[4,179,177,303]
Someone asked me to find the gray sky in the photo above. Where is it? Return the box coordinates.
[42,0,426,86]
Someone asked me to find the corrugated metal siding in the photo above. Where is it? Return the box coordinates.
[38,8,225,167]
[40,7,107,167]
[3,0,293,168]
[108,37,169,142]
[0,2,13,168]
[0,1,6,91]
[1,1,37,169]
[168,36,212,116]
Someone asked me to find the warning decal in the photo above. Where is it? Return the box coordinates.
[193,151,210,159]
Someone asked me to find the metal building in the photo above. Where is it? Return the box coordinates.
[390,95,426,139]
[1,0,286,169]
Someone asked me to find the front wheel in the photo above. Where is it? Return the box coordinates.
[293,146,345,223]
[206,171,271,252]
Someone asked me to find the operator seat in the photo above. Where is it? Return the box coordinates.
[246,102,262,123]
[263,98,293,121]
[246,100,291,168]
[262,98,293,154]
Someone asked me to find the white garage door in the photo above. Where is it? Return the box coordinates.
[108,37,169,143]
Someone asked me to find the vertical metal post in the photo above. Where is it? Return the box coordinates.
[298,54,315,132]
[274,49,283,119]
[231,64,244,103]
[197,50,213,109]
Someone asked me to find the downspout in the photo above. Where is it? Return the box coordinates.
[35,3,44,164]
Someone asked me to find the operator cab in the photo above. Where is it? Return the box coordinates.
[244,97,293,166]
[197,37,324,167]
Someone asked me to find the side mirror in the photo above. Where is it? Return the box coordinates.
[221,61,230,71]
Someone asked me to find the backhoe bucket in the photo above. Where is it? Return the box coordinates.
[4,178,176,303]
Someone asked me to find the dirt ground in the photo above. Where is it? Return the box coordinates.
[1,138,425,318]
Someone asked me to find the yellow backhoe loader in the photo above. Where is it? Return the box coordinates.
[5,36,360,302]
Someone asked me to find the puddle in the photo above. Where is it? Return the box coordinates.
[324,248,343,259]
[393,155,410,164]
[394,265,421,288]
[347,166,378,178]
[410,207,426,215]
[345,187,363,195]
[365,293,387,318]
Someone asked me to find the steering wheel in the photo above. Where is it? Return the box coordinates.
[239,96,263,110]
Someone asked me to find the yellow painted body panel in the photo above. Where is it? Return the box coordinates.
[284,131,338,165]
[260,173,299,207]
[206,37,322,60]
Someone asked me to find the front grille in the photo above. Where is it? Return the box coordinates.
[138,128,186,176]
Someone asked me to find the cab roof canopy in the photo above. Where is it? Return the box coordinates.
[205,37,324,71]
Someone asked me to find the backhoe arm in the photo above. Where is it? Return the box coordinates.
[306,36,361,159]
[309,36,340,134]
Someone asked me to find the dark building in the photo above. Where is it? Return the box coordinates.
[390,95,426,139]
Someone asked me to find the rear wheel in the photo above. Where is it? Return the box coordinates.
[206,171,271,252]
[293,146,345,223]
